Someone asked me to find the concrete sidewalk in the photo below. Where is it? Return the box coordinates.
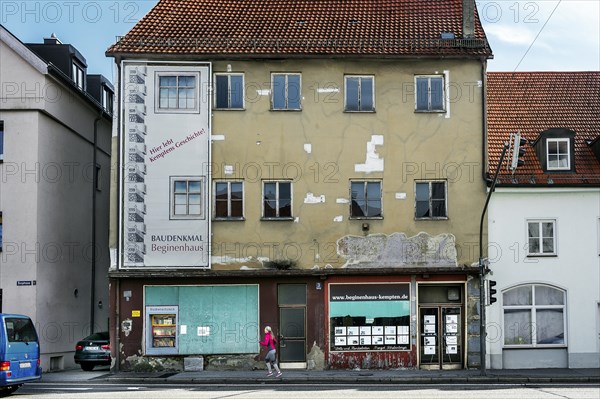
[40,367,600,385]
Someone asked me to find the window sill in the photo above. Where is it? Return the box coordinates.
[270,108,302,112]
[213,217,245,221]
[503,344,567,349]
[414,109,446,113]
[155,108,200,114]
[344,110,376,113]
[261,217,294,221]
[526,254,557,258]
[213,108,245,111]
[169,216,206,221]
[415,217,448,221]
[349,216,383,220]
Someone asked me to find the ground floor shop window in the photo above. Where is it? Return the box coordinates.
[503,284,566,346]
[144,285,259,355]
[329,283,410,351]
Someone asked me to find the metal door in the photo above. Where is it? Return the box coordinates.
[278,284,307,368]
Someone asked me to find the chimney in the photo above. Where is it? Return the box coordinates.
[462,0,475,38]
[43,33,62,45]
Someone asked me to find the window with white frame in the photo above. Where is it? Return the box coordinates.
[415,75,445,112]
[415,181,447,219]
[527,220,556,255]
[345,76,374,112]
[350,180,382,218]
[102,86,113,113]
[547,138,570,170]
[214,181,244,219]
[503,284,566,346]
[170,177,203,219]
[157,74,198,111]
[214,73,244,109]
[72,61,85,90]
[262,181,292,219]
[271,73,301,110]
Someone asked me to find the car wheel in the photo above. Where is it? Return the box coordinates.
[0,385,20,397]
[81,364,95,371]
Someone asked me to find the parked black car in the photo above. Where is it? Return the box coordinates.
[74,332,110,371]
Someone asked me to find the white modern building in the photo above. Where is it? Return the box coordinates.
[0,25,113,370]
[486,72,600,369]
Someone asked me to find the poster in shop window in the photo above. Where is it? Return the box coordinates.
[329,283,410,352]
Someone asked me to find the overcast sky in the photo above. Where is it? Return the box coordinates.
[1,0,598,81]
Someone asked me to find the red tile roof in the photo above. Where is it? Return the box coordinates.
[107,0,492,58]
[487,72,600,186]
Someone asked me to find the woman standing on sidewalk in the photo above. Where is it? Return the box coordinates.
[259,326,282,377]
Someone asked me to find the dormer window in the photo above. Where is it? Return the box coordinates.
[72,61,85,90]
[102,86,113,113]
[547,138,570,170]
[532,128,575,173]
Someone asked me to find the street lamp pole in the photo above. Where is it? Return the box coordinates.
[478,143,508,376]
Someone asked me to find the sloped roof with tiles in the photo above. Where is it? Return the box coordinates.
[487,72,600,186]
[107,0,492,58]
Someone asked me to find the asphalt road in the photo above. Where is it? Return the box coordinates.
[17,382,600,398]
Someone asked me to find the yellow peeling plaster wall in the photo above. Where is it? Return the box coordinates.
[210,58,486,270]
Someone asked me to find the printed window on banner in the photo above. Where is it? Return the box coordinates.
[527,220,556,255]
[415,75,445,112]
[262,181,292,219]
[156,73,199,113]
[329,283,411,352]
[503,284,566,347]
[214,181,244,220]
[214,73,244,109]
[170,177,204,220]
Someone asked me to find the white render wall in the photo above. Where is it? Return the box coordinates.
[0,32,112,371]
[487,187,600,369]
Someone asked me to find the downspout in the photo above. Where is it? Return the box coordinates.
[91,111,102,332]
[481,60,488,182]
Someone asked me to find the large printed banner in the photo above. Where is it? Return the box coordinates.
[329,283,411,351]
[120,62,210,268]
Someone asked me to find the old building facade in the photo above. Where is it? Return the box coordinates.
[107,0,492,371]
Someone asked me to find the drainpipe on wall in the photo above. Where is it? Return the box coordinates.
[91,112,102,333]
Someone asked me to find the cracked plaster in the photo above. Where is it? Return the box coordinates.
[337,232,457,268]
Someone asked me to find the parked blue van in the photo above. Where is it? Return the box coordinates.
[0,314,42,396]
